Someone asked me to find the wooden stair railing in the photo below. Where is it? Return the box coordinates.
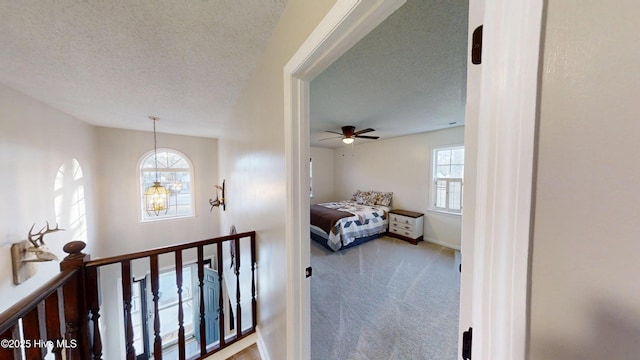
[0,240,91,360]
[0,231,257,360]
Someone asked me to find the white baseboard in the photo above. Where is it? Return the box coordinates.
[424,236,461,251]
[256,326,270,360]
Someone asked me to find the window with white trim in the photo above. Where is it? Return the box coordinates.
[432,145,464,214]
[140,149,194,221]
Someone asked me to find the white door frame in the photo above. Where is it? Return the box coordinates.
[283,0,543,359]
[468,1,543,359]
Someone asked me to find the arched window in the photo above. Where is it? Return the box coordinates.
[139,149,194,221]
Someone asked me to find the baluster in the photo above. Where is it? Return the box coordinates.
[216,241,226,348]
[251,233,257,329]
[121,260,136,360]
[23,302,46,359]
[234,237,242,338]
[197,246,206,355]
[0,324,20,359]
[44,288,65,360]
[150,255,162,360]
[85,266,103,360]
[175,251,186,360]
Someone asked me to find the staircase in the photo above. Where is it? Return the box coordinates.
[0,231,257,360]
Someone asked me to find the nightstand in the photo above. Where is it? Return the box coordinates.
[388,209,424,245]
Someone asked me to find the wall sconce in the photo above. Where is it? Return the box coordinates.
[11,222,63,285]
[209,179,226,211]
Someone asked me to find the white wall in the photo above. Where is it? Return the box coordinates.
[0,83,98,312]
[310,147,335,204]
[0,82,220,351]
[94,127,219,257]
[333,126,464,249]
[216,1,336,359]
[94,127,219,358]
[529,1,640,359]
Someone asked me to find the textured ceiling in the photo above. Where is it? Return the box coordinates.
[0,1,468,143]
[0,0,287,137]
[310,0,469,148]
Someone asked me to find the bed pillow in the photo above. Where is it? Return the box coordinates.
[354,190,377,205]
[377,192,393,206]
[363,192,378,206]
[354,190,369,204]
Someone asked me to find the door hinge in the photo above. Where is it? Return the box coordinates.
[472,25,483,65]
[462,327,473,360]
[305,266,312,278]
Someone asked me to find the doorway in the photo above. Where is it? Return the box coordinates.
[131,261,223,360]
[307,0,468,358]
[283,0,543,359]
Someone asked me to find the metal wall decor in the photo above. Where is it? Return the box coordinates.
[209,179,226,211]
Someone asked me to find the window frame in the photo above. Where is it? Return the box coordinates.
[430,145,465,215]
[138,148,195,222]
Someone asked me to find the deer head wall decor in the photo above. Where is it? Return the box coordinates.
[11,221,65,284]
[25,222,63,262]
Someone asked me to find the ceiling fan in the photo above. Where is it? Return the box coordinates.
[319,126,380,144]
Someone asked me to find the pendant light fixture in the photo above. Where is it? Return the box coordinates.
[144,116,170,216]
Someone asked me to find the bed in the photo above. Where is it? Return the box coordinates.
[310,190,392,251]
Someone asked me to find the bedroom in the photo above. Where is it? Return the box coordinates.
[308,0,467,252]
[307,0,467,358]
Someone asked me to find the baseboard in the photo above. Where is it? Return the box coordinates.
[256,326,270,360]
[424,236,461,251]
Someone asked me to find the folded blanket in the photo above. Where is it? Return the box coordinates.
[310,204,353,234]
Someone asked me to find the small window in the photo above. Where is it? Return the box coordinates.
[140,149,194,221]
[431,146,464,214]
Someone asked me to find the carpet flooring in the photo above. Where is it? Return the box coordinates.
[311,236,460,360]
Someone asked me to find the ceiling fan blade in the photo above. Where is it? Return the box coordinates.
[355,135,379,139]
[354,128,375,135]
[326,130,343,135]
[318,136,342,141]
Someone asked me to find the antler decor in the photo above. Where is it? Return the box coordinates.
[25,221,63,261]
[12,221,65,284]
[28,221,63,248]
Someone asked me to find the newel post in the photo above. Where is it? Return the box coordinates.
[60,241,92,360]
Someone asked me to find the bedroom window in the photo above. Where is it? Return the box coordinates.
[432,145,464,214]
[140,149,194,221]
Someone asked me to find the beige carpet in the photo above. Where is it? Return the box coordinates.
[311,235,460,360]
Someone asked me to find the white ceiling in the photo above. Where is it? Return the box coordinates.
[310,0,468,148]
[0,0,287,137]
[0,1,468,143]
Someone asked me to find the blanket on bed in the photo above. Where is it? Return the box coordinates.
[310,204,353,234]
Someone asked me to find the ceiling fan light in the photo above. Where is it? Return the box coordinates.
[342,137,354,144]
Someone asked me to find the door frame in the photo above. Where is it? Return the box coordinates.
[283,1,543,359]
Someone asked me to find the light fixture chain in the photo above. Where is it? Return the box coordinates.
[153,117,159,182]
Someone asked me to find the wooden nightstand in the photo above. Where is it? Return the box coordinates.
[388,209,424,245]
